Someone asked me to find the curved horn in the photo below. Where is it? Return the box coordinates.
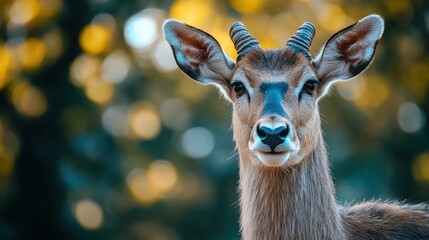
[286,22,315,59]
[230,22,260,60]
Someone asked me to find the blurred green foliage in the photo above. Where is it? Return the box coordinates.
[0,0,428,239]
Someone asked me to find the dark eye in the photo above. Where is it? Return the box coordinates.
[231,81,246,98]
[303,80,319,95]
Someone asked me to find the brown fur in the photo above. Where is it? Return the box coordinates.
[342,202,429,239]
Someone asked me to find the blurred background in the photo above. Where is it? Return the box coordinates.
[0,0,428,239]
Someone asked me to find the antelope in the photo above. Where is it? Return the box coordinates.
[163,15,429,239]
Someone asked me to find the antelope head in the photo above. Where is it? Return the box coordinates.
[163,15,384,167]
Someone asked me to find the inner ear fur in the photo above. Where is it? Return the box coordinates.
[313,15,384,87]
[163,19,235,89]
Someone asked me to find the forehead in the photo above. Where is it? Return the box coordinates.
[235,48,313,87]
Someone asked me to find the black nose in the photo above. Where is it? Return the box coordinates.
[256,126,289,151]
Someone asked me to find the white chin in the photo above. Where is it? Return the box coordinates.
[256,152,291,167]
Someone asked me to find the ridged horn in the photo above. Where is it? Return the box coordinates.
[286,22,315,59]
[230,22,260,61]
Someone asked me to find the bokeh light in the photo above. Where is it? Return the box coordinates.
[79,24,111,55]
[128,103,161,140]
[147,160,178,193]
[102,105,128,137]
[74,199,104,230]
[101,49,131,84]
[151,40,177,73]
[169,0,214,26]
[352,76,389,112]
[16,38,46,70]
[8,0,41,27]
[316,4,353,32]
[181,127,215,159]
[124,10,158,51]
[84,77,114,104]
[70,54,101,87]
[39,0,63,18]
[160,98,190,131]
[397,102,426,133]
[230,0,264,14]
[127,168,161,204]
[336,77,365,101]
[10,81,47,117]
[0,44,15,89]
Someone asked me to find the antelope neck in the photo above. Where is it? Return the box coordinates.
[238,134,344,240]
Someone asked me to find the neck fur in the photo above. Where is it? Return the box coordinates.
[238,134,345,240]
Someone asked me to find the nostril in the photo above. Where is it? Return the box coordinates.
[279,127,289,140]
[257,125,289,151]
[256,126,267,139]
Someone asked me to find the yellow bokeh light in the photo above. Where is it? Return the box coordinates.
[0,44,15,89]
[336,77,366,102]
[230,0,264,14]
[79,24,111,55]
[353,77,389,112]
[128,104,161,140]
[269,11,305,49]
[16,38,46,70]
[84,77,114,105]
[242,14,275,48]
[127,169,161,204]
[39,0,63,18]
[11,81,47,117]
[147,160,178,192]
[8,0,41,27]
[413,152,429,182]
[175,78,210,102]
[207,17,238,60]
[316,4,353,32]
[70,54,101,87]
[169,0,214,26]
[74,199,104,230]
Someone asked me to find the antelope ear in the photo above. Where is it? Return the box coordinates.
[163,19,235,89]
[313,15,384,96]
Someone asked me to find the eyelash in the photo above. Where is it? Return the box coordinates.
[299,79,320,99]
[230,81,247,98]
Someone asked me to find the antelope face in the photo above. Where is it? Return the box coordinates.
[164,15,384,167]
[230,49,321,166]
